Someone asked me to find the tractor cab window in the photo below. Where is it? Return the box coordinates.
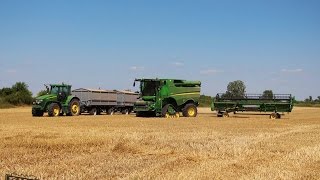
[61,86,69,95]
[141,81,160,96]
[50,86,59,94]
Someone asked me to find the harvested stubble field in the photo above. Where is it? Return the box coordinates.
[0,107,320,179]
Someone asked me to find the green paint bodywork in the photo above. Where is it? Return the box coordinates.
[211,94,294,113]
[32,84,79,115]
[133,78,201,116]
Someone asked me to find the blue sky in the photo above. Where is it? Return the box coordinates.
[0,0,319,100]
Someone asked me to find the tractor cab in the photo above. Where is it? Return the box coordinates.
[46,84,71,102]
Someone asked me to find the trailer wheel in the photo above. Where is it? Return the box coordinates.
[68,99,80,116]
[270,113,277,119]
[89,108,97,115]
[121,109,129,115]
[182,103,197,117]
[107,108,114,115]
[223,112,229,118]
[48,103,60,117]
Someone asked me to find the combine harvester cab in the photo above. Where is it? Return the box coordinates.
[32,84,81,117]
[211,93,294,119]
[133,78,201,118]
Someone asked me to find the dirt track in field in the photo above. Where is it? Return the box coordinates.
[0,107,320,179]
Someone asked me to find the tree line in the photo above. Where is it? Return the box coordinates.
[0,82,33,108]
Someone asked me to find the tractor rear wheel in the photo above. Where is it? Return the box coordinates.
[68,99,80,116]
[48,103,60,117]
[183,103,197,117]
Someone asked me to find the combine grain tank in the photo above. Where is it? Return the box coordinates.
[211,93,294,119]
[72,88,139,115]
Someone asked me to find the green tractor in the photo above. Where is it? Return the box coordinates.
[32,84,80,117]
[133,78,201,118]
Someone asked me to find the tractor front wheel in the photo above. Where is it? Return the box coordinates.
[48,103,61,117]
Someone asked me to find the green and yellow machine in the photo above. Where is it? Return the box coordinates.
[32,84,80,117]
[211,93,294,119]
[133,78,201,118]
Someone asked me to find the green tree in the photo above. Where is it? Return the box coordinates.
[4,82,33,105]
[225,80,246,98]
[199,94,212,107]
[304,96,313,103]
[262,90,274,99]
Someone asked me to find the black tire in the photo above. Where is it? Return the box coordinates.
[217,111,223,117]
[182,103,197,117]
[276,113,281,119]
[68,99,80,116]
[89,108,97,115]
[270,112,277,119]
[121,108,129,115]
[107,108,115,115]
[48,103,60,117]
[161,104,170,117]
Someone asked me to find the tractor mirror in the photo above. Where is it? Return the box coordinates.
[133,81,136,87]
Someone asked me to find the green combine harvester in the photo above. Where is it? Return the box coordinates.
[211,93,294,119]
[133,78,201,118]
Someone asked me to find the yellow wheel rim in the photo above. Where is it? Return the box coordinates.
[175,113,180,118]
[72,104,79,114]
[53,107,60,116]
[165,113,170,118]
[188,108,195,116]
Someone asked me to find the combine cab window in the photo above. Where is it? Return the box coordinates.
[141,81,159,96]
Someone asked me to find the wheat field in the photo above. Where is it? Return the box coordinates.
[0,107,319,179]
